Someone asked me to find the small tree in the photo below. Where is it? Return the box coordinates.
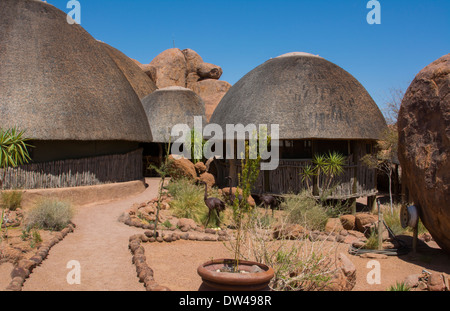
[147,141,173,238]
[186,129,208,164]
[229,131,271,272]
[383,88,405,126]
[362,126,398,213]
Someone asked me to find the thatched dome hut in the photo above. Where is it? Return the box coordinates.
[141,87,206,173]
[210,52,387,202]
[142,87,206,143]
[0,0,153,188]
[211,52,386,141]
[99,41,158,99]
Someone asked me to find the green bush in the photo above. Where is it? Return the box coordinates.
[167,178,224,227]
[1,191,23,211]
[387,282,411,291]
[364,231,380,250]
[282,191,329,231]
[24,199,74,231]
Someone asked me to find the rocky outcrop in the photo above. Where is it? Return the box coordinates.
[148,48,188,89]
[168,155,198,180]
[191,79,232,122]
[324,253,356,291]
[137,48,231,121]
[167,155,216,186]
[398,53,450,253]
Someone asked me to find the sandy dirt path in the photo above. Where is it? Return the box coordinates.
[22,178,160,291]
[145,239,450,291]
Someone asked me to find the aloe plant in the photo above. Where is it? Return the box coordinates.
[0,127,33,169]
[301,151,346,199]
[0,127,33,190]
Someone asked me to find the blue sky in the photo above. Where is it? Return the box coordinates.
[47,0,449,114]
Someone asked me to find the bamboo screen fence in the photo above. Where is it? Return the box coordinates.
[218,159,377,199]
[0,149,143,190]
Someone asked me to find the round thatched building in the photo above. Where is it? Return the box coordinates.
[210,52,387,202]
[141,87,206,173]
[99,41,158,99]
[0,0,153,189]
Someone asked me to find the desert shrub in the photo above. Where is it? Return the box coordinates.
[30,229,42,248]
[167,178,224,227]
[382,204,405,236]
[323,199,351,219]
[232,212,338,291]
[364,231,380,250]
[282,191,329,231]
[1,191,23,211]
[383,203,428,236]
[387,282,411,291]
[24,199,74,231]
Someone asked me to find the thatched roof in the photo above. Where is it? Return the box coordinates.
[142,87,206,143]
[0,0,152,142]
[99,41,158,99]
[210,52,387,140]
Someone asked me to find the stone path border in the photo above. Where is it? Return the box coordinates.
[5,224,75,291]
[127,229,230,291]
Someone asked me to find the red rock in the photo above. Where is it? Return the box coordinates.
[198,172,216,188]
[325,218,344,233]
[273,224,307,240]
[194,161,207,174]
[149,48,187,88]
[197,62,223,80]
[324,253,356,291]
[355,213,378,233]
[182,48,204,73]
[168,155,197,180]
[398,53,450,254]
[191,79,232,122]
[340,215,356,230]
[428,273,445,291]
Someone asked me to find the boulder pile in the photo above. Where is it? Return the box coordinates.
[404,271,449,291]
[167,155,217,188]
[135,48,232,121]
[273,212,408,251]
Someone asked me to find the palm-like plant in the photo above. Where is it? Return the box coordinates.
[0,128,32,239]
[301,152,346,199]
[0,128,33,190]
[301,164,316,192]
[0,128,32,169]
[323,151,346,191]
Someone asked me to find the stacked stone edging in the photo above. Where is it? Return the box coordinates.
[4,223,76,291]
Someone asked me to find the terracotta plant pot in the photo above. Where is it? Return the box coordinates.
[197,258,274,291]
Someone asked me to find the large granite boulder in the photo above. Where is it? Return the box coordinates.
[398,53,450,253]
[197,62,223,80]
[149,48,187,88]
[182,48,204,73]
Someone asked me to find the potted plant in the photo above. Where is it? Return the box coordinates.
[197,132,275,291]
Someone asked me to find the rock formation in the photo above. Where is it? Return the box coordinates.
[137,48,231,121]
[398,53,450,253]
